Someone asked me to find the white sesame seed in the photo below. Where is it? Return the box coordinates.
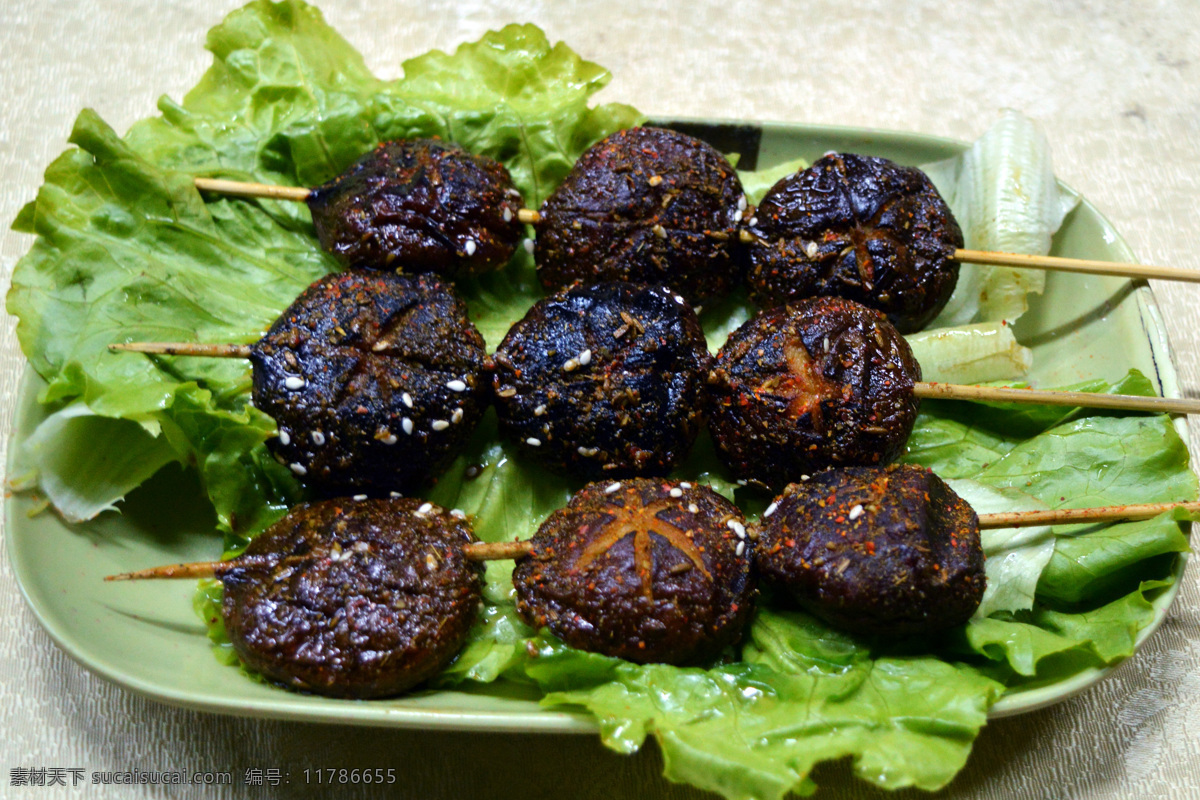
[278,430,291,446]
[526,437,541,447]
[737,194,748,212]
[523,238,534,254]
[604,482,621,494]
[417,502,434,515]
[450,509,467,520]
[503,207,513,222]
[688,503,699,514]
[464,239,477,256]
[577,446,598,457]
[446,379,468,392]
[736,541,746,557]
[284,376,305,390]
[311,430,325,446]
[730,206,742,224]
[402,417,414,435]
[508,187,522,198]
[402,392,414,408]
[669,487,683,498]
[289,463,307,476]
[390,491,403,498]
[737,479,748,486]
[680,482,692,489]
[562,359,579,372]
[577,349,592,366]
[381,433,397,445]
[823,336,830,352]
[748,216,758,226]
[431,420,450,431]
[764,501,779,518]
[674,294,685,305]
[497,385,517,398]
[693,305,703,315]
[652,224,667,239]
[848,504,864,520]
[805,241,819,258]
[352,494,367,501]
[728,519,747,539]
[801,474,810,481]
[353,541,370,553]
[534,404,547,416]
[451,408,464,424]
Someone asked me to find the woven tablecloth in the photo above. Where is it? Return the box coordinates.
[3,2,1199,798]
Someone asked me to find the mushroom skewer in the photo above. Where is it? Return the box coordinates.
[109,270,491,496]
[706,296,1200,490]
[111,339,1200,417]
[199,138,526,280]
[197,158,1200,297]
[110,480,755,670]
[756,464,1199,639]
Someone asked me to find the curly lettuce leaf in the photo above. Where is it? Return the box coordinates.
[7,2,639,532]
[524,612,1001,799]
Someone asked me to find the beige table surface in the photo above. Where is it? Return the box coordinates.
[3,2,1200,798]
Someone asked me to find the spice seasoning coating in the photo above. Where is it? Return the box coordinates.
[222,498,483,698]
[513,478,755,664]
[745,153,962,333]
[492,282,710,479]
[251,271,488,495]
[755,464,985,637]
[536,127,745,303]
[708,296,921,489]
[307,139,524,279]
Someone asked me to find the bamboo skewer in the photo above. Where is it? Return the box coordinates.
[108,342,252,358]
[108,341,1200,416]
[194,177,1198,285]
[977,501,1200,529]
[105,540,534,581]
[913,382,1200,415]
[105,499,1200,582]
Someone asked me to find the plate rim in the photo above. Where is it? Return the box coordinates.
[3,116,1190,729]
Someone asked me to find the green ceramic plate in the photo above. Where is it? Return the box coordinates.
[4,120,1188,730]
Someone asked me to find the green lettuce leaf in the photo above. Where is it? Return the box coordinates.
[7,2,640,533]
[526,611,1002,799]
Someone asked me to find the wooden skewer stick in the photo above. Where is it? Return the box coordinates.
[193,177,1198,285]
[105,540,535,581]
[953,248,1200,284]
[194,177,311,203]
[977,501,1200,529]
[108,342,252,358]
[913,382,1200,415]
[108,340,1200,416]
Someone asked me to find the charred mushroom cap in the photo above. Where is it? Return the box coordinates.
[535,126,745,303]
[306,139,525,279]
[707,296,921,489]
[513,478,755,664]
[222,498,483,698]
[755,465,985,637]
[251,271,489,496]
[744,153,963,333]
[492,282,711,479]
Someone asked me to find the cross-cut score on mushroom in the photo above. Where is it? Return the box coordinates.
[511,479,755,665]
